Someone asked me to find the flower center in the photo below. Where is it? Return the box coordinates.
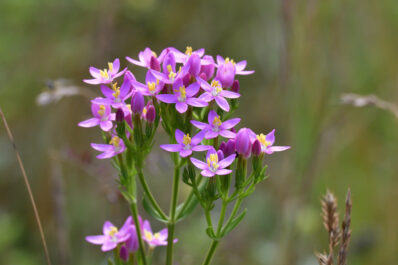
[257,134,271,148]
[212,116,222,130]
[109,136,121,151]
[147,80,159,94]
[97,105,106,117]
[207,154,219,172]
[167,65,176,81]
[174,86,187,102]
[100,62,114,79]
[108,226,119,237]
[142,106,147,116]
[211,80,223,96]
[185,46,193,56]
[225,57,235,65]
[144,230,153,241]
[112,83,121,99]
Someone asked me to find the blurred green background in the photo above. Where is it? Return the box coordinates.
[1,0,397,264]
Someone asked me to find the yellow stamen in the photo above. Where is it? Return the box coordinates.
[152,51,157,57]
[144,230,152,241]
[167,65,173,73]
[108,62,114,72]
[225,57,235,65]
[97,105,106,116]
[207,154,219,171]
[108,226,118,237]
[185,46,193,56]
[211,80,223,94]
[112,88,120,98]
[183,134,191,145]
[143,107,147,116]
[109,136,121,147]
[257,134,271,148]
[154,233,160,239]
[112,82,118,91]
[100,69,109,79]
[213,116,222,127]
[147,81,156,93]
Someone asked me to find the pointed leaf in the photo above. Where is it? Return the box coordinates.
[221,209,247,237]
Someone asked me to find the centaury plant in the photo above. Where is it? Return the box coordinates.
[79,46,290,265]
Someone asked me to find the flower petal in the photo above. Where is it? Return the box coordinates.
[190,157,208,170]
[219,130,235,139]
[156,94,178,104]
[179,149,192,157]
[215,96,230,112]
[175,129,185,144]
[201,169,215,178]
[220,90,240,99]
[192,145,212,151]
[101,240,117,252]
[191,120,208,130]
[218,154,236,168]
[215,169,232,175]
[86,235,106,245]
[78,118,100,128]
[91,143,113,152]
[176,102,188,113]
[191,130,205,145]
[160,144,181,153]
[220,118,240,129]
[100,120,113,132]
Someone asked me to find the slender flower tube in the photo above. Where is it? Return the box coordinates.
[191,110,240,139]
[91,135,126,159]
[78,101,115,131]
[225,139,236,157]
[255,129,290,154]
[160,129,212,157]
[197,77,240,112]
[251,139,262,156]
[85,216,132,252]
[84,58,126,85]
[131,91,145,115]
[145,105,156,123]
[142,219,177,247]
[235,128,255,158]
[156,78,207,113]
[190,148,236,177]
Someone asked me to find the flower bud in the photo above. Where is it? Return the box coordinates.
[252,139,262,156]
[219,141,227,154]
[146,105,156,123]
[162,52,176,74]
[225,139,236,157]
[182,73,191,87]
[217,150,224,161]
[120,245,128,262]
[187,53,201,76]
[231,80,240,93]
[116,108,124,124]
[200,55,215,80]
[149,56,161,71]
[199,72,208,81]
[125,113,133,129]
[216,62,235,88]
[235,128,252,158]
[131,91,145,115]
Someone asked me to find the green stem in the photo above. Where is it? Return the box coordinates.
[113,246,121,265]
[130,202,147,265]
[221,198,243,234]
[137,169,168,220]
[216,201,228,235]
[201,241,219,265]
[166,166,180,265]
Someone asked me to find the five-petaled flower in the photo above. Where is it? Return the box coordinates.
[142,219,177,248]
[131,70,164,96]
[191,110,240,139]
[254,129,290,154]
[197,77,240,112]
[156,78,207,113]
[84,58,126,85]
[85,216,132,252]
[91,135,126,159]
[190,148,236,177]
[160,129,211,157]
[78,101,115,131]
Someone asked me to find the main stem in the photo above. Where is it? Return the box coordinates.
[130,202,147,265]
[166,166,180,265]
[202,200,228,265]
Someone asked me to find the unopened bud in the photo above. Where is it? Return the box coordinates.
[252,139,262,156]
[231,80,240,93]
[217,150,224,161]
[146,105,156,123]
[131,91,145,115]
[149,56,161,71]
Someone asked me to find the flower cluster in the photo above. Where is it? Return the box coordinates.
[80,46,290,265]
[86,216,175,261]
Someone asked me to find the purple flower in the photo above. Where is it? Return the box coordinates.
[252,139,262,156]
[91,135,126,159]
[145,105,156,123]
[156,78,207,113]
[255,129,290,154]
[216,56,255,76]
[85,216,132,252]
[197,77,240,112]
[84,58,126,85]
[131,91,145,114]
[235,128,256,158]
[131,70,164,96]
[126,47,158,69]
[169,46,205,64]
[142,219,177,248]
[92,74,134,108]
[160,129,211,157]
[125,225,139,252]
[78,101,115,131]
[191,110,240,139]
[200,55,215,80]
[190,148,236,177]
[225,139,236,157]
[216,60,236,88]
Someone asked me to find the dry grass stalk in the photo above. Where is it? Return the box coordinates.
[0,106,52,265]
[316,189,351,265]
[338,189,352,265]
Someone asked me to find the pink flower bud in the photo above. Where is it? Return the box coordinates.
[217,150,224,161]
[149,56,161,71]
[146,105,156,123]
[235,128,252,158]
[216,62,235,88]
[231,80,240,93]
[225,139,236,157]
[187,53,201,76]
[200,55,215,80]
[131,91,145,114]
[120,245,128,262]
[116,108,124,124]
[252,139,262,156]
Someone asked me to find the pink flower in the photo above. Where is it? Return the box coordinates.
[84,58,126,85]
[78,101,115,131]
[253,129,290,154]
[85,217,132,252]
[142,219,177,248]
[190,148,236,177]
[191,110,240,139]
[160,129,212,157]
[126,47,159,69]
[91,135,126,159]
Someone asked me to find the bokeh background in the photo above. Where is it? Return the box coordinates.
[1,0,397,264]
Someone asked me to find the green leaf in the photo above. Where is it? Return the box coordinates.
[107,258,114,265]
[221,209,247,237]
[206,227,218,240]
[176,194,200,221]
[142,196,168,223]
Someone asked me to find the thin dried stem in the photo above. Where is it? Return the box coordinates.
[338,189,352,265]
[0,106,51,265]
